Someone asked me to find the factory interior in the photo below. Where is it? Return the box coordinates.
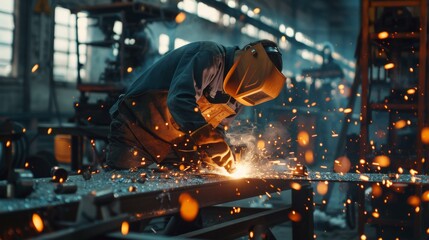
[1,0,429,239]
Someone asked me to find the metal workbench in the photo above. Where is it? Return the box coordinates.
[1,167,429,239]
[0,168,316,240]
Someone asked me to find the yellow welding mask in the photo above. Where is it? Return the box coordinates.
[223,43,286,106]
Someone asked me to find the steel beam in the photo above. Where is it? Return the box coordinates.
[178,207,291,239]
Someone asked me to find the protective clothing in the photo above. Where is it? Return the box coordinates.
[107,42,241,171]
[106,41,284,172]
[223,43,286,106]
[196,95,236,128]
[190,124,236,173]
[107,91,187,169]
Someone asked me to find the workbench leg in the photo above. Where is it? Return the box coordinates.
[357,185,365,237]
[292,184,314,240]
[71,136,83,171]
[414,185,422,239]
[4,141,13,180]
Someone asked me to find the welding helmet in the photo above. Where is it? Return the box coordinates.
[223,42,286,106]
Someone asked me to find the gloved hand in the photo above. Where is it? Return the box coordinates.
[190,124,236,173]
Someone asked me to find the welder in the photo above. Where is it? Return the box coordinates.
[106,39,285,173]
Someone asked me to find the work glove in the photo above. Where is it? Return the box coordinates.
[190,124,236,173]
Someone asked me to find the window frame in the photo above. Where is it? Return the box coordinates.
[0,1,17,80]
[53,6,82,84]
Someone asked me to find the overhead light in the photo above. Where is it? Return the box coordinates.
[286,27,294,37]
[279,24,286,33]
[227,0,237,8]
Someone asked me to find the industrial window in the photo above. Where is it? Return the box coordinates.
[174,38,190,49]
[158,34,169,55]
[0,0,15,77]
[53,6,87,82]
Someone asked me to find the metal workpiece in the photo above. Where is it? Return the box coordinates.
[0,167,310,239]
[1,166,428,239]
[1,169,428,213]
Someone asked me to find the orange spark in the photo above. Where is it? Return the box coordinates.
[257,140,265,149]
[343,108,352,114]
[384,63,395,70]
[175,12,186,24]
[297,131,309,146]
[334,156,351,173]
[317,182,328,195]
[31,64,39,73]
[422,191,429,202]
[291,182,301,190]
[179,193,199,222]
[394,120,407,129]
[407,88,416,94]
[304,150,314,164]
[288,210,302,222]
[372,212,380,218]
[32,213,44,232]
[253,7,261,14]
[421,127,429,144]
[374,155,390,167]
[377,31,389,39]
[407,195,420,207]
[121,221,129,235]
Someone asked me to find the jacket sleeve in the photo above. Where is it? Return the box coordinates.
[167,50,218,132]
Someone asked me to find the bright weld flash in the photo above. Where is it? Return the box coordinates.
[229,161,252,179]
